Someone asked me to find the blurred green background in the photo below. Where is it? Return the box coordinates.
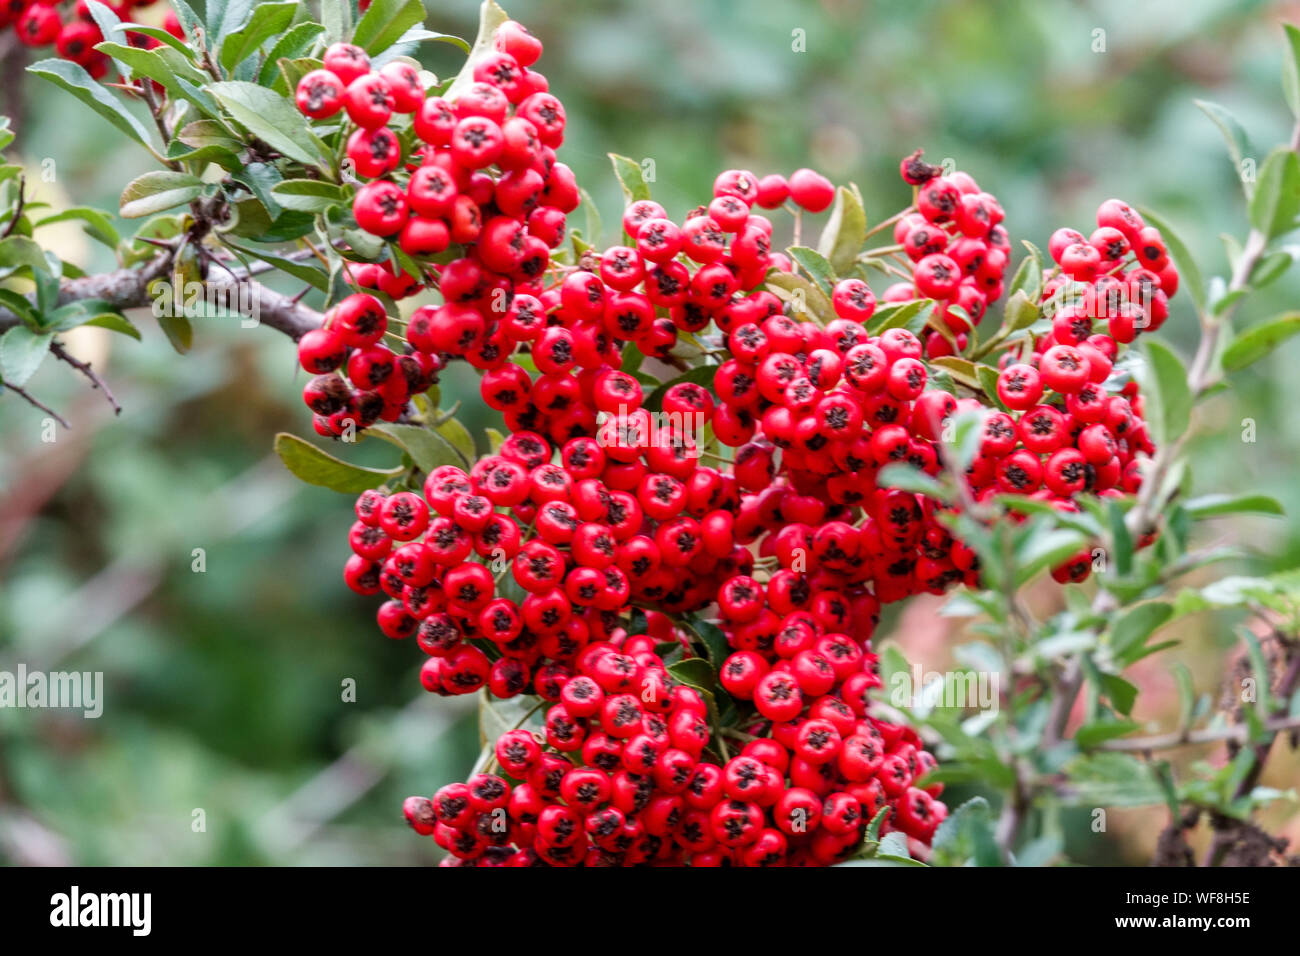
[2,0,1299,865]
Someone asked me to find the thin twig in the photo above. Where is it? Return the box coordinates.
[2,382,69,428]
[50,341,121,415]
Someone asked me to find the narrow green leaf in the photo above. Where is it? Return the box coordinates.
[368,422,465,473]
[1249,146,1300,240]
[157,311,194,354]
[816,185,866,275]
[1282,24,1300,119]
[209,80,328,168]
[26,58,153,149]
[220,1,299,70]
[1139,339,1192,446]
[353,0,427,55]
[79,313,142,340]
[1002,288,1039,333]
[435,416,476,463]
[1193,100,1252,198]
[1075,718,1141,749]
[1139,207,1207,315]
[258,22,327,87]
[876,463,950,501]
[787,246,836,296]
[1184,493,1284,519]
[866,298,933,335]
[1098,673,1139,716]
[1005,249,1042,304]
[609,152,651,206]
[270,178,347,213]
[274,432,402,492]
[35,206,122,250]
[1108,602,1173,660]
[1221,311,1300,372]
[444,0,510,103]
[119,171,205,219]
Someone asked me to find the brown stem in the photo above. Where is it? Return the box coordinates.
[50,341,120,415]
[2,382,69,428]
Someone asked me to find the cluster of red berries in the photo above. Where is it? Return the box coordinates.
[984,197,1172,582]
[890,149,1010,357]
[340,420,756,692]
[293,24,576,306]
[2,0,183,78]
[301,17,1182,866]
[403,638,944,866]
[296,292,441,437]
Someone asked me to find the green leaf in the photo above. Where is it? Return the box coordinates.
[1184,493,1284,519]
[321,0,350,45]
[1221,311,1300,372]
[222,241,330,291]
[1002,288,1038,333]
[1075,718,1141,749]
[220,1,299,70]
[205,0,255,41]
[930,355,982,391]
[1249,146,1300,241]
[642,363,716,414]
[78,313,142,340]
[764,270,834,324]
[435,416,476,463]
[0,326,54,386]
[675,617,729,666]
[1193,100,1253,198]
[258,22,328,87]
[119,171,205,219]
[609,152,651,206]
[976,363,1009,412]
[1108,602,1173,661]
[26,58,153,149]
[929,796,1001,867]
[1064,753,1166,807]
[1098,673,1139,716]
[1106,497,1134,578]
[578,186,602,249]
[270,179,347,213]
[816,185,866,275]
[115,22,197,58]
[1005,247,1042,304]
[92,42,178,89]
[34,206,121,251]
[1139,207,1207,315]
[1282,24,1300,119]
[353,0,428,55]
[274,432,402,492]
[157,311,194,354]
[367,423,465,473]
[209,80,328,168]
[865,298,933,335]
[876,462,949,501]
[445,0,511,103]
[0,290,40,327]
[0,236,52,275]
[1139,339,1192,446]
[787,246,836,296]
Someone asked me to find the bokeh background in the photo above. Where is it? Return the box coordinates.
[2,0,1299,865]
